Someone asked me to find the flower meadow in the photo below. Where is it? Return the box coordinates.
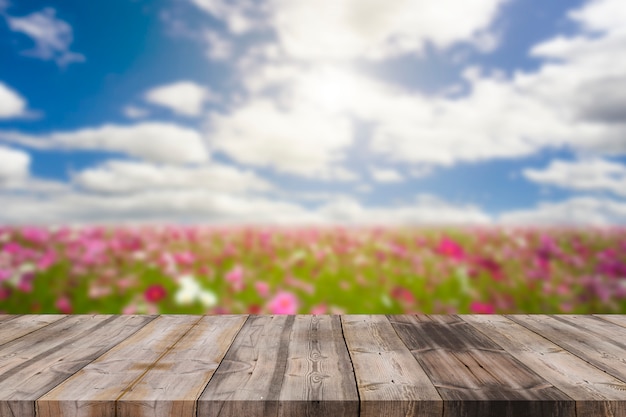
[1,226,625,315]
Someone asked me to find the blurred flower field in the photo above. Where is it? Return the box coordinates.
[1,226,625,315]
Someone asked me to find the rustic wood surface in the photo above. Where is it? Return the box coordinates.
[0,314,625,417]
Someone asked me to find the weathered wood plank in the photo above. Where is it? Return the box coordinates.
[278,315,359,417]
[114,315,247,417]
[198,315,296,417]
[342,315,442,417]
[463,314,626,417]
[37,315,201,417]
[390,315,574,417]
[509,315,626,383]
[595,314,626,329]
[199,315,359,417]
[0,315,153,417]
[0,314,16,322]
[0,314,64,346]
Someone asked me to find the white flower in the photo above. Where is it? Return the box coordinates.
[174,275,218,307]
[199,290,218,308]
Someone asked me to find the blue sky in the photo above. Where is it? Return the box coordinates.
[1,0,626,225]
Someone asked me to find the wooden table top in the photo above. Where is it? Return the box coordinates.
[1,314,626,417]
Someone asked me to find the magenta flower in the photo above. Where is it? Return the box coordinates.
[436,237,465,260]
[37,251,57,271]
[144,285,167,303]
[22,227,49,244]
[470,301,495,314]
[268,291,299,314]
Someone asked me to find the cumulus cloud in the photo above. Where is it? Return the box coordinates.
[0,187,492,225]
[319,195,491,225]
[270,0,507,61]
[0,189,320,225]
[0,123,209,164]
[370,167,404,183]
[523,158,626,197]
[72,160,274,194]
[204,30,232,60]
[500,196,626,225]
[0,82,28,119]
[568,0,626,32]
[144,81,214,117]
[0,145,29,182]
[209,98,356,179]
[222,0,626,174]
[189,0,266,33]
[6,7,84,66]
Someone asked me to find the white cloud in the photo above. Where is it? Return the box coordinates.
[0,82,28,119]
[568,0,626,32]
[500,196,626,225]
[0,189,320,225]
[6,7,84,66]
[0,186,492,225]
[0,145,29,182]
[319,194,491,225]
[270,0,507,61]
[0,123,209,164]
[209,98,356,179]
[189,0,266,33]
[523,158,626,197]
[370,167,404,183]
[204,30,232,60]
[0,145,69,193]
[144,81,214,117]
[72,160,274,194]
[123,105,150,119]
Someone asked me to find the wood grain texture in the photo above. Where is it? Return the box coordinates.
[463,314,626,417]
[509,315,626,383]
[342,315,442,417]
[277,315,358,417]
[0,314,64,346]
[198,315,295,416]
[595,314,626,329]
[38,315,199,417]
[0,315,153,417]
[1,315,626,417]
[390,315,574,417]
[116,315,247,417]
[200,315,359,417]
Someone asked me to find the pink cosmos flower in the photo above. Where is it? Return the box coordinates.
[470,301,495,314]
[391,286,416,306]
[268,291,299,314]
[436,237,465,260]
[3,242,23,255]
[37,251,57,271]
[22,227,49,244]
[55,296,72,314]
[225,265,244,292]
[0,269,11,282]
[144,285,167,303]
[255,281,270,297]
[173,251,195,267]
